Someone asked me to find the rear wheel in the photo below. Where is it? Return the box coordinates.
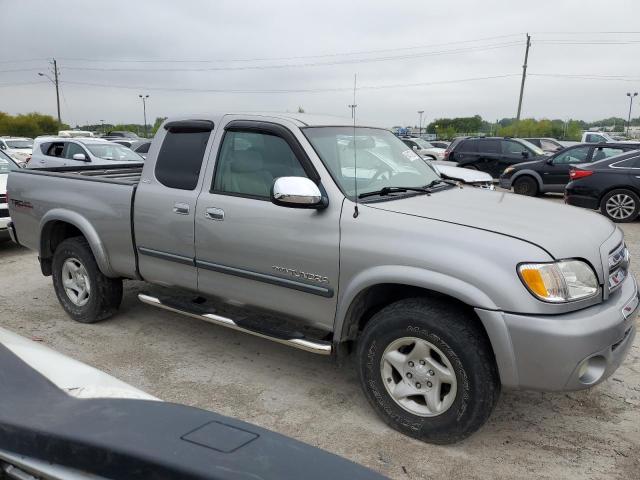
[600,189,640,223]
[357,298,500,444]
[513,176,538,196]
[52,237,123,323]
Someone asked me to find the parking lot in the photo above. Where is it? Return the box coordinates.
[0,192,637,480]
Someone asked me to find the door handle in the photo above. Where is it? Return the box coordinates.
[173,203,190,215]
[205,207,224,221]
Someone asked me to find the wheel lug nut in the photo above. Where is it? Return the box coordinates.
[416,382,421,389]
[408,361,414,367]
[419,360,426,365]
[428,370,435,376]
[427,381,433,388]
[406,372,413,379]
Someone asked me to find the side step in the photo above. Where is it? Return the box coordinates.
[138,294,332,355]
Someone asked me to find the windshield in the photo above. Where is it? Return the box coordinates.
[85,143,144,162]
[0,155,17,174]
[303,127,441,200]
[517,139,545,156]
[414,138,435,149]
[5,139,33,149]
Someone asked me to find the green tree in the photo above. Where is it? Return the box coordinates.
[0,112,65,137]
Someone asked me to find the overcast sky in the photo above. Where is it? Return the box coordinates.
[2,0,640,128]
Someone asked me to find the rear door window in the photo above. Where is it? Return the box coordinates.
[479,139,500,154]
[458,139,478,153]
[155,127,212,190]
[45,142,65,157]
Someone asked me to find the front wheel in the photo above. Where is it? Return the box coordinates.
[52,237,123,323]
[357,298,500,444]
[512,176,538,196]
[600,189,640,223]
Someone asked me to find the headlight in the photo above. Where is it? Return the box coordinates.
[518,260,599,302]
[503,167,515,175]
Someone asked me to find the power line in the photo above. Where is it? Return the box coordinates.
[59,42,521,73]
[57,74,519,94]
[0,80,48,88]
[0,67,42,74]
[530,73,640,82]
[57,33,525,64]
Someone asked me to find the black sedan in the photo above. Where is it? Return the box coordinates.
[500,142,640,196]
[565,150,640,222]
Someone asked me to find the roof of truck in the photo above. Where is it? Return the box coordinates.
[164,112,385,128]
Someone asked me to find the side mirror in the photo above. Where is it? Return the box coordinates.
[521,151,529,158]
[0,144,5,150]
[412,146,418,151]
[546,157,554,165]
[72,153,88,161]
[271,177,327,209]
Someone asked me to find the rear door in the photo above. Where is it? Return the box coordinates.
[134,120,216,290]
[475,139,502,177]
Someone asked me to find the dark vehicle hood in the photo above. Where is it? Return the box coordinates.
[513,156,547,169]
[368,187,616,276]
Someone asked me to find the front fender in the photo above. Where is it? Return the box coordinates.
[511,169,544,189]
[39,209,115,278]
[333,265,499,344]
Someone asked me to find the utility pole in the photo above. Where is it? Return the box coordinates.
[626,92,637,137]
[139,94,149,137]
[53,59,61,124]
[417,110,424,137]
[38,58,61,124]
[516,33,531,121]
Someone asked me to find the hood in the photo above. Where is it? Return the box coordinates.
[434,164,492,184]
[513,158,546,169]
[368,187,615,272]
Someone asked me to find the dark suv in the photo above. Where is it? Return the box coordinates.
[446,137,545,178]
[499,142,640,196]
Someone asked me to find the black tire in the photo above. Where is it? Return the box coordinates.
[600,189,640,223]
[512,175,538,196]
[52,237,123,323]
[357,298,500,444]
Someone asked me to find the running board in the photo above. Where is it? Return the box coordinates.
[138,294,332,355]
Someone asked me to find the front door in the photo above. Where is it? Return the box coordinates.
[542,145,591,189]
[194,121,341,329]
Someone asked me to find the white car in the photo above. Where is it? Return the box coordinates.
[401,137,446,160]
[29,136,144,168]
[0,150,21,241]
[0,137,33,165]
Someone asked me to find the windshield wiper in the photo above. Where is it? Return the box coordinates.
[358,186,432,199]
[424,178,461,188]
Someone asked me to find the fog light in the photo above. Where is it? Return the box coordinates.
[577,355,606,385]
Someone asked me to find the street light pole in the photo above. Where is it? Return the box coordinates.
[417,110,424,137]
[626,92,638,137]
[139,94,149,138]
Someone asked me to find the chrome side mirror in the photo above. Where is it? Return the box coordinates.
[271,177,327,209]
[72,153,87,161]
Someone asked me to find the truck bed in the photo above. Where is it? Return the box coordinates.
[8,164,142,279]
[23,163,143,185]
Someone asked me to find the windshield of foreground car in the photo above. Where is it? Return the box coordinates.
[5,140,33,149]
[85,143,144,162]
[303,127,441,200]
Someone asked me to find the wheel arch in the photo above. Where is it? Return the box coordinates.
[39,209,115,277]
[511,169,543,190]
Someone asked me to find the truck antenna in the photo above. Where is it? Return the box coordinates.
[351,74,359,218]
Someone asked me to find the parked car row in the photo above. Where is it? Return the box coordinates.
[0,150,20,242]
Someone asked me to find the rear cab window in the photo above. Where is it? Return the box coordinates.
[155,121,214,190]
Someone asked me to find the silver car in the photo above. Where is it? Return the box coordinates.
[29,137,143,168]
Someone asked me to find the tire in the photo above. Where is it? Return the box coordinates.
[52,237,123,323]
[512,176,538,196]
[600,189,640,223]
[357,298,500,444]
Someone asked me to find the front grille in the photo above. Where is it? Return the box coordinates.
[608,243,630,293]
[0,209,8,218]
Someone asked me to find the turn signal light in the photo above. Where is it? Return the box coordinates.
[569,169,593,180]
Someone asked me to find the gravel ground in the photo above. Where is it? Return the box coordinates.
[0,194,638,479]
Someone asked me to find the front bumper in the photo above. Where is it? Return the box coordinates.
[0,217,10,241]
[476,274,638,391]
[498,177,512,190]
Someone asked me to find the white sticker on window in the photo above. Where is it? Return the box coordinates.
[401,149,420,162]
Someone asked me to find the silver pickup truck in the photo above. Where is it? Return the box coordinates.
[7,113,637,444]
